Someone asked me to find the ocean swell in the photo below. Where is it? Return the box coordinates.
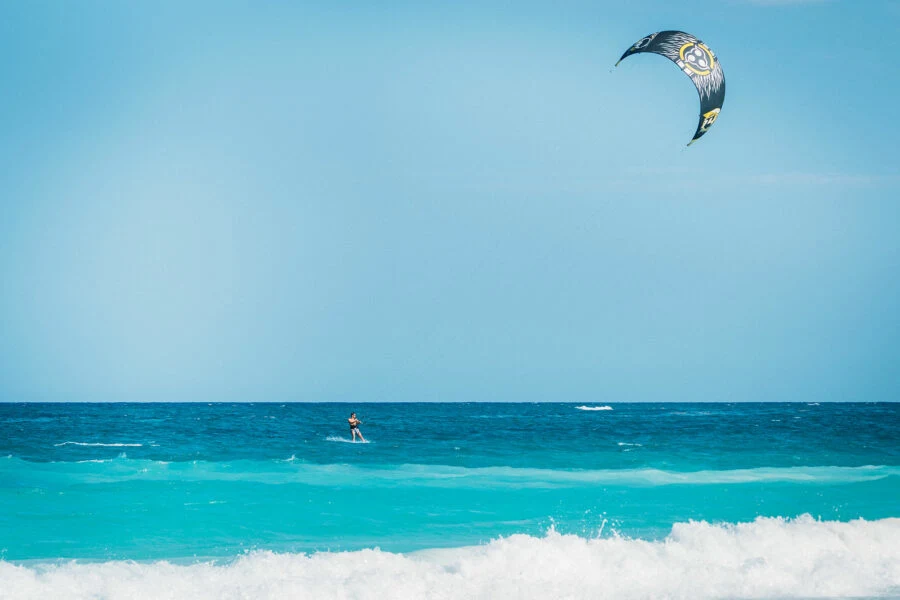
[3,457,897,488]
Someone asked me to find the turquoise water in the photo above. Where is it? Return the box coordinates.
[2,402,899,599]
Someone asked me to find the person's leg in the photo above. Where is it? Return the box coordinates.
[357,430,365,442]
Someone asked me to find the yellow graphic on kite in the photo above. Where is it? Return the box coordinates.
[615,31,726,145]
[698,108,720,135]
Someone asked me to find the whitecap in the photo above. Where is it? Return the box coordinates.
[575,406,613,411]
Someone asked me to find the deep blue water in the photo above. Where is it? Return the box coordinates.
[2,402,898,564]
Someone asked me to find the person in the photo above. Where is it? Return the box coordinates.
[348,413,365,442]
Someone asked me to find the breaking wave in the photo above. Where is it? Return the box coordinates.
[2,516,899,599]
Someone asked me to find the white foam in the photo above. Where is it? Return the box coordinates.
[575,405,613,411]
[325,436,369,444]
[2,516,899,599]
[54,442,143,448]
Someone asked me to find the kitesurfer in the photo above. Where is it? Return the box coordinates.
[349,413,365,442]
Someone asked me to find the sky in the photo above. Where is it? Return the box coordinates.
[1,0,899,403]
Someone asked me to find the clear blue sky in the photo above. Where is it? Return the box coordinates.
[1,0,898,402]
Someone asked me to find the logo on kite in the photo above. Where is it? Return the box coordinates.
[615,31,726,145]
[632,33,658,51]
[678,43,715,77]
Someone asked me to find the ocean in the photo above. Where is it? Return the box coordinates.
[1,402,898,599]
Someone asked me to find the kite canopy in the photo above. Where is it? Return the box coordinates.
[616,31,726,145]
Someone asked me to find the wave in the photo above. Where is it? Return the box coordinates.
[575,405,613,411]
[54,442,143,448]
[2,516,898,599]
[3,457,898,488]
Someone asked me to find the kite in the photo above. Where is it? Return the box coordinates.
[616,31,726,145]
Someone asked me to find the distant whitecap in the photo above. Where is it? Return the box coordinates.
[54,441,143,447]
